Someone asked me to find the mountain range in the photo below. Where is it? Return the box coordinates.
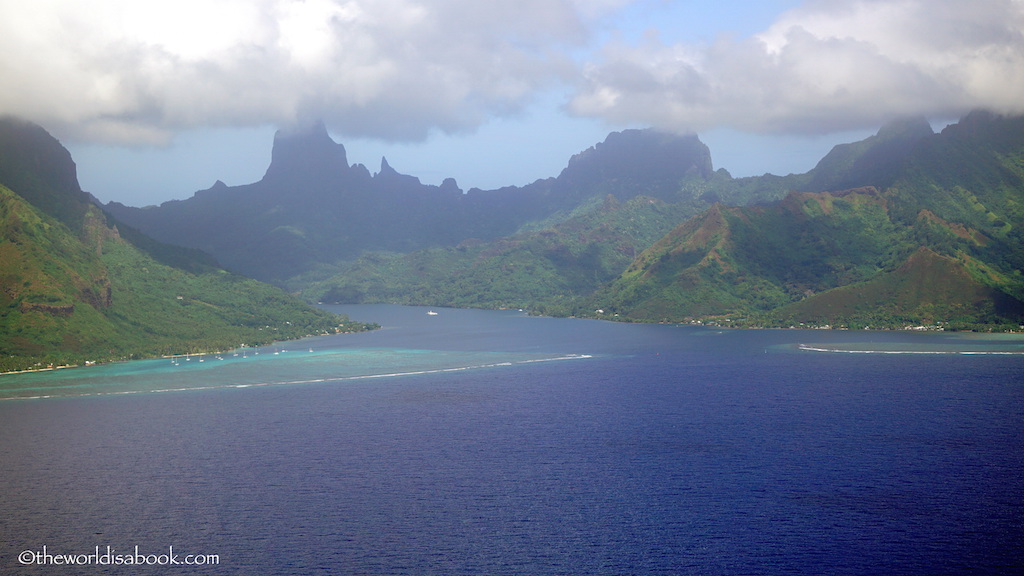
[590,111,1024,328]
[0,118,373,373]
[104,122,721,282]
[3,109,1022,369]
[105,111,1024,329]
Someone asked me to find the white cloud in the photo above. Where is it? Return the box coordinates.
[4,0,1021,146]
[0,0,596,144]
[571,0,1024,134]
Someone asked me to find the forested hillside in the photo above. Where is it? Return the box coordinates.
[588,112,1024,329]
[103,111,1024,330]
[9,111,1020,342]
[0,118,373,373]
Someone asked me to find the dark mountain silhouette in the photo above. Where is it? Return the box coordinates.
[550,129,714,203]
[104,125,717,281]
[0,117,94,231]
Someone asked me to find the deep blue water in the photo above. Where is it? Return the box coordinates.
[1,305,1022,575]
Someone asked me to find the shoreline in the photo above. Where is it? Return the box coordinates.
[5,308,1023,375]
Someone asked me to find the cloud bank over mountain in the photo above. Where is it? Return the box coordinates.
[1,0,1022,145]
[0,0,600,144]
[572,0,1024,134]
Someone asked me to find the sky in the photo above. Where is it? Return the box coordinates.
[2,0,1023,206]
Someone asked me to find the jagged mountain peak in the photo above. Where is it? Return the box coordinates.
[555,128,714,203]
[439,177,461,194]
[565,128,712,176]
[261,120,350,183]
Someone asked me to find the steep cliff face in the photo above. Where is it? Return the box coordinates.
[0,116,92,231]
[554,129,714,203]
[0,120,363,372]
[104,126,720,282]
[261,121,354,185]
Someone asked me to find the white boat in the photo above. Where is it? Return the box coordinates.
[427,310,438,316]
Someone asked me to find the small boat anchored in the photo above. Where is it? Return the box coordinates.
[426,310,438,316]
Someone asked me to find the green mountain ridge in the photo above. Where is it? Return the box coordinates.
[801,116,936,193]
[6,110,1022,346]
[0,118,373,373]
[588,112,1024,329]
[302,193,703,313]
[289,112,1024,330]
[772,247,1024,329]
[281,138,796,312]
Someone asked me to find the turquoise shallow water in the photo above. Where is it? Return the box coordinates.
[2,305,1021,400]
[0,346,589,400]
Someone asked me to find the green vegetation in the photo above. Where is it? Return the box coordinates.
[299,194,705,313]
[1,186,373,372]
[7,112,1023,349]
[589,188,1024,329]
[0,120,377,373]
[292,113,1024,331]
[766,248,1024,331]
[586,113,1024,330]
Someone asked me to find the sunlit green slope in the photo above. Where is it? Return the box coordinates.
[0,119,372,372]
[589,112,1024,329]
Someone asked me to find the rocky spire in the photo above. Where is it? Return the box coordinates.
[261,120,351,184]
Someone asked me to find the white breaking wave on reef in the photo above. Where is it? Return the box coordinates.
[0,353,593,401]
[797,344,1024,355]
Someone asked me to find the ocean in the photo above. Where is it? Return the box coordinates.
[1,305,1022,575]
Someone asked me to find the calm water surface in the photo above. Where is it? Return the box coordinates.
[1,305,1022,575]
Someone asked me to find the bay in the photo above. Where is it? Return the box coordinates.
[1,305,1022,575]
